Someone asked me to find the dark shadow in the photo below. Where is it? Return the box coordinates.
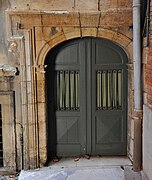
[45,49,58,164]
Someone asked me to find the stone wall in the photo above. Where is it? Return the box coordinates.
[0,0,134,170]
[9,0,132,11]
[0,0,8,65]
[143,106,152,180]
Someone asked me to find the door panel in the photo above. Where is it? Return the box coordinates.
[46,37,127,157]
[91,38,127,155]
[46,40,87,157]
[56,117,79,144]
[94,39,124,65]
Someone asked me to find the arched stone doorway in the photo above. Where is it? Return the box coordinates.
[45,37,128,159]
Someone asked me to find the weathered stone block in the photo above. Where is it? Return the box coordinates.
[142,46,149,64]
[48,32,66,48]
[80,12,100,27]
[9,0,74,10]
[81,28,97,37]
[97,28,116,40]
[0,92,16,169]
[143,92,148,104]
[99,0,132,11]
[28,124,38,168]
[114,27,133,40]
[42,27,63,41]
[63,27,81,40]
[113,32,131,47]
[20,14,41,28]
[100,11,132,27]
[128,68,134,91]
[75,0,98,11]
[37,80,45,103]
[39,146,47,166]
[37,103,46,123]
[11,15,21,30]
[39,122,47,143]
[129,137,134,159]
[35,27,43,41]
[36,43,51,66]
[130,118,134,139]
[35,40,46,59]
[36,69,46,81]
[126,42,133,61]
[30,0,74,11]
[42,13,79,27]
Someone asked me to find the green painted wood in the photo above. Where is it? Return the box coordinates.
[45,37,128,158]
[91,38,128,155]
[46,40,87,158]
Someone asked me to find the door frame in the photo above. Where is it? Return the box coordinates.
[45,37,128,157]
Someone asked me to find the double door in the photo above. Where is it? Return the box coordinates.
[46,37,128,157]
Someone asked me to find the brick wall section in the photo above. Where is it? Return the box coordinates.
[144,1,152,109]
[143,2,152,177]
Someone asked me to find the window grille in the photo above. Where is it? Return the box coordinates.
[55,71,80,111]
[96,70,122,110]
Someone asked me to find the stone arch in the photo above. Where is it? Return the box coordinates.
[36,29,133,165]
[36,28,133,66]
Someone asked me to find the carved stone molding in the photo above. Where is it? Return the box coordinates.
[35,65,47,74]
[0,64,17,77]
[8,41,18,54]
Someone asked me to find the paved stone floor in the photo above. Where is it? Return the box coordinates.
[0,157,149,180]
[18,157,149,180]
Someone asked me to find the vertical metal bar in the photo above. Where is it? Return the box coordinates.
[118,70,122,108]
[97,71,101,109]
[75,71,80,110]
[65,71,70,110]
[60,71,65,110]
[102,71,107,109]
[70,71,75,109]
[107,71,112,109]
[62,71,65,110]
[113,70,117,108]
[56,71,60,110]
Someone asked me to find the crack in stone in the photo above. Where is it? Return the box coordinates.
[78,12,82,37]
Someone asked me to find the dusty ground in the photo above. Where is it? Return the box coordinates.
[0,157,149,180]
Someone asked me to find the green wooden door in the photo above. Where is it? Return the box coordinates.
[46,37,127,158]
[91,38,127,155]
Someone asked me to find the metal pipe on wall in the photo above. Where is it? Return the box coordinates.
[146,0,150,47]
[133,0,143,171]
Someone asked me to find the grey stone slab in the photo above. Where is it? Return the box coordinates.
[76,157,132,167]
[67,167,125,180]
[49,158,77,169]
[19,166,125,180]
[18,158,148,180]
